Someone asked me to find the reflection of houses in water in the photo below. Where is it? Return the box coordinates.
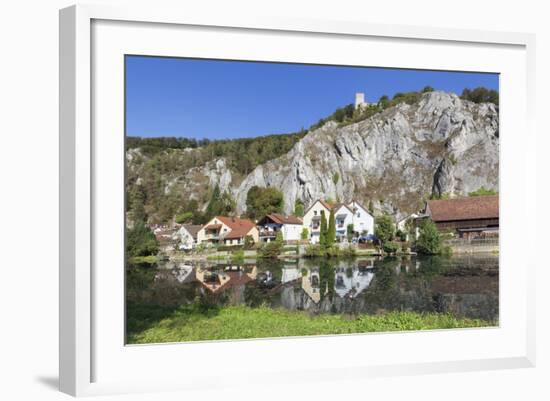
[334,267,374,299]
[171,264,196,283]
[281,266,301,284]
[334,268,353,299]
[195,266,257,294]
[350,270,374,298]
[302,269,321,303]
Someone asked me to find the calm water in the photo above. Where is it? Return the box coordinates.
[127,255,499,321]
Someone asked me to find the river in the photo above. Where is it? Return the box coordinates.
[127,254,498,321]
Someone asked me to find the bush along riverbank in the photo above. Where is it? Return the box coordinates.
[126,303,494,344]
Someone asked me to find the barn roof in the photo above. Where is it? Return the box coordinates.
[427,195,499,222]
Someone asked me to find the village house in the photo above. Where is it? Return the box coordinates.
[256,213,303,243]
[397,213,420,240]
[303,199,375,243]
[302,200,332,244]
[196,216,259,246]
[422,195,499,239]
[172,224,202,250]
[153,226,178,252]
[333,204,355,240]
[347,200,374,237]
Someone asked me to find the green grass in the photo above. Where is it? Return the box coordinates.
[128,255,159,264]
[126,304,494,344]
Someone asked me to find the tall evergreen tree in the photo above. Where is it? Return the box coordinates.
[327,208,336,246]
[205,185,221,219]
[320,211,328,248]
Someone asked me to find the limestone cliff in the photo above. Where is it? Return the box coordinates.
[127,91,499,220]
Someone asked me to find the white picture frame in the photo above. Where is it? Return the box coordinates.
[59,4,536,397]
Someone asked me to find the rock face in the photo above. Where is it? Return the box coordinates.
[128,91,499,220]
[232,91,498,218]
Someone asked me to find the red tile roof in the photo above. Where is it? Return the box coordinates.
[427,196,499,222]
[216,216,257,239]
[204,224,222,230]
[264,213,303,225]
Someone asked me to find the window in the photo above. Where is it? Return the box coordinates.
[357,212,361,217]
[314,211,317,216]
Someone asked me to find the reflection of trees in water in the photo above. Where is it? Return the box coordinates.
[127,255,499,320]
[319,260,335,302]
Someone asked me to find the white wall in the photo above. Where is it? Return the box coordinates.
[282,224,302,241]
[1,1,549,401]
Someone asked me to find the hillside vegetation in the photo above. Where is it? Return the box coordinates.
[126,87,499,225]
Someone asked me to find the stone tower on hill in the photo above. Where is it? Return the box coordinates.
[355,92,367,109]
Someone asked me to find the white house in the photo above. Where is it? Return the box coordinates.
[173,224,202,250]
[333,204,355,241]
[256,213,303,243]
[302,200,332,244]
[396,213,420,240]
[347,200,374,237]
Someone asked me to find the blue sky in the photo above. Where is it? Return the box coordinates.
[125,56,498,139]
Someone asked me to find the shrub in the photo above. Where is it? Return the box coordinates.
[383,241,399,254]
[231,250,245,264]
[175,211,193,224]
[304,244,322,258]
[325,246,341,258]
[257,241,282,258]
[416,220,442,255]
[396,229,407,242]
[301,228,309,240]
[244,235,255,249]
[341,246,357,258]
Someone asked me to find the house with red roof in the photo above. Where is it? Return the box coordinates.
[302,200,333,244]
[196,216,259,246]
[423,195,499,239]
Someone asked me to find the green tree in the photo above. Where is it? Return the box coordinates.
[320,211,328,248]
[327,208,336,246]
[126,222,159,258]
[245,186,284,220]
[368,200,374,215]
[461,87,499,105]
[205,185,221,218]
[128,186,147,223]
[294,199,305,217]
[416,220,442,255]
[175,211,193,224]
[301,227,309,240]
[374,214,395,246]
[378,95,390,109]
[275,231,284,245]
[422,85,435,93]
[346,224,354,242]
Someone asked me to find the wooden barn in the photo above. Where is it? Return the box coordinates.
[423,195,499,239]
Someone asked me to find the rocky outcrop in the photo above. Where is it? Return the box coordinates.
[128,91,499,220]
[232,91,498,218]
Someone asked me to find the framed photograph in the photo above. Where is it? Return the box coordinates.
[59,4,536,397]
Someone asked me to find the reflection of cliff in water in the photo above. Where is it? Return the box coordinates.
[126,254,498,321]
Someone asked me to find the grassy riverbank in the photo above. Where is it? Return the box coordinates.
[126,304,494,344]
